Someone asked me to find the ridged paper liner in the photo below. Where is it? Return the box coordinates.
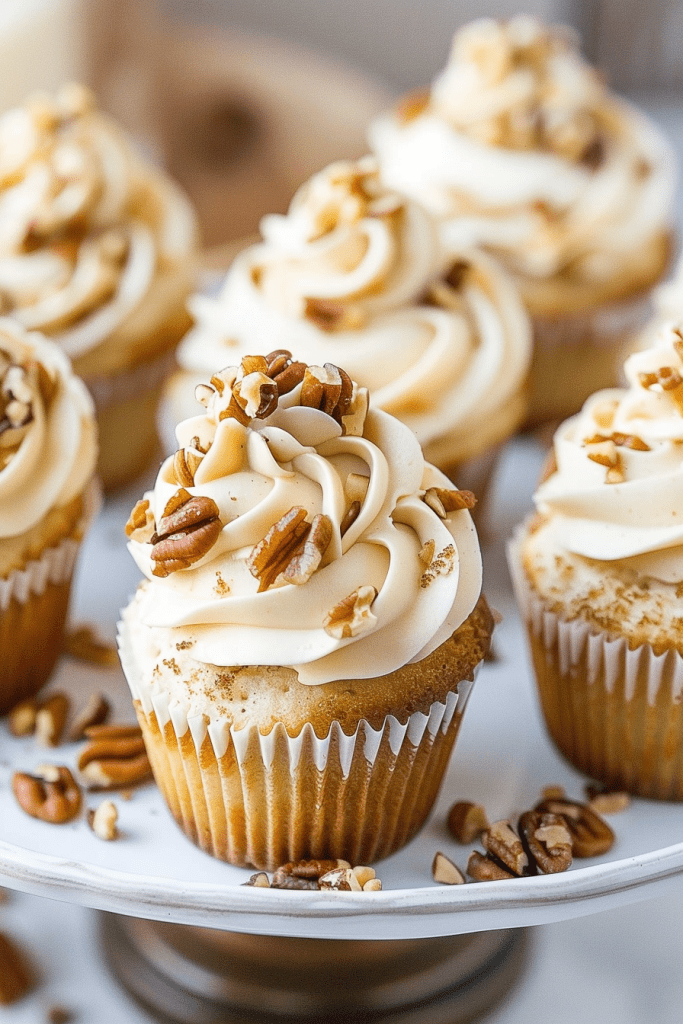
[83,348,177,414]
[0,477,101,713]
[528,290,652,425]
[508,526,683,800]
[118,617,477,869]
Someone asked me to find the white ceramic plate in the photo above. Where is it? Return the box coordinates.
[1,439,682,940]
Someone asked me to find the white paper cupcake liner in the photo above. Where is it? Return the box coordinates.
[508,526,683,799]
[117,615,478,866]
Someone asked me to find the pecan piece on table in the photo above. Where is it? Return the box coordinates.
[8,697,38,737]
[432,851,465,885]
[68,692,111,741]
[518,810,572,875]
[535,797,615,858]
[271,858,346,890]
[12,766,82,823]
[150,490,221,578]
[34,692,70,747]
[467,851,516,882]
[0,931,34,1005]
[481,820,528,876]
[247,507,332,592]
[447,801,489,844]
[78,725,152,789]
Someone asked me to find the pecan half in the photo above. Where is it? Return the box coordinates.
[265,351,307,395]
[467,851,516,882]
[447,801,489,844]
[151,491,221,578]
[68,693,111,741]
[323,585,377,639]
[247,507,332,591]
[125,498,156,542]
[271,858,345,890]
[172,447,204,487]
[481,820,528,876]
[432,851,465,885]
[0,932,33,1005]
[300,363,353,424]
[518,810,572,875]
[535,797,614,858]
[12,766,82,823]
[78,725,151,789]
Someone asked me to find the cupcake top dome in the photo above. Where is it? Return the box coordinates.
[0,318,97,538]
[127,351,483,684]
[535,323,683,582]
[175,156,530,467]
[370,16,675,296]
[0,84,197,364]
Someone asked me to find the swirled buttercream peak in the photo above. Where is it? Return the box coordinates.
[128,352,483,683]
[535,324,683,580]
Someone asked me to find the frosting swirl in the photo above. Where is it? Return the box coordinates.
[535,324,683,581]
[370,17,675,292]
[0,84,197,362]
[176,157,531,464]
[129,354,482,684]
[0,318,97,537]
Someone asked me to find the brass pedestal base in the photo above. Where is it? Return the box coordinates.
[101,914,530,1023]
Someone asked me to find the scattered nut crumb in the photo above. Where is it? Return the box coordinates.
[87,800,119,841]
[47,1007,75,1024]
[432,851,465,885]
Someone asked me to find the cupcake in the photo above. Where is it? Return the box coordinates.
[0,83,199,490]
[167,157,531,497]
[370,16,676,425]
[0,319,98,713]
[510,323,683,799]
[120,351,493,868]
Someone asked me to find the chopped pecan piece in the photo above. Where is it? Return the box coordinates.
[432,851,465,885]
[518,810,572,875]
[467,851,516,882]
[242,872,271,888]
[423,487,476,518]
[319,867,362,891]
[271,858,344,889]
[339,500,361,537]
[300,363,353,424]
[151,491,221,578]
[447,801,489,844]
[481,820,528,876]
[584,786,631,815]
[323,586,378,639]
[63,626,118,667]
[88,799,119,840]
[8,697,38,737]
[535,797,614,858]
[172,447,204,487]
[78,726,152,789]
[12,766,82,823]
[583,432,650,452]
[0,931,33,1005]
[35,692,69,747]
[125,498,155,542]
[638,366,683,391]
[68,693,111,741]
[232,371,279,419]
[247,507,331,591]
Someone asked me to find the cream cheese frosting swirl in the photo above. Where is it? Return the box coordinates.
[0,84,197,361]
[369,16,675,290]
[129,353,482,684]
[176,157,531,464]
[535,324,683,581]
[0,318,97,537]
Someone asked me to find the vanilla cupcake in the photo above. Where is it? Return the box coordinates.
[0,84,199,490]
[168,157,530,496]
[120,352,492,868]
[0,319,98,713]
[510,324,683,799]
[370,16,676,425]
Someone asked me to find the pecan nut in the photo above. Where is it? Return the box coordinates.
[432,851,465,885]
[423,487,477,518]
[300,363,353,424]
[518,810,572,875]
[467,851,516,882]
[534,797,615,858]
[447,801,489,844]
[323,585,377,639]
[0,931,33,1005]
[8,697,38,737]
[12,766,82,823]
[319,867,362,891]
[247,507,332,591]
[87,799,119,840]
[68,692,111,741]
[150,490,221,578]
[271,858,346,889]
[35,692,70,747]
[78,725,152,789]
[481,820,528,876]
[125,498,156,542]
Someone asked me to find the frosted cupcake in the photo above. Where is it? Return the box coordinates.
[121,351,492,868]
[167,157,531,495]
[370,16,676,425]
[510,324,683,799]
[0,319,98,713]
[0,84,199,490]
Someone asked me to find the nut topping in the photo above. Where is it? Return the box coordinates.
[535,797,615,858]
[518,811,572,874]
[423,487,477,518]
[300,363,353,424]
[323,585,378,639]
[78,725,152,789]
[481,820,528,876]
[12,766,82,823]
[124,498,156,542]
[467,851,516,882]
[151,491,221,578]
[0,932,33,1005]
[583,432,650,452]
[339,500,361,537]
[432,851,465,885]
[232,371,279,419]
[584,786,631,815]
[638,366,683,392]
[172,447,203,487]
[447,801,489,844]
[247,507,332,591]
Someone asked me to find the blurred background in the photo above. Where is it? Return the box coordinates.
[8,0,682,248]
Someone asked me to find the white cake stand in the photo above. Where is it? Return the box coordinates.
[2,439,681,1021]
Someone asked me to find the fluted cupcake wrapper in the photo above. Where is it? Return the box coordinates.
[118,617,478,869]
[528,290,652,425]
[0,478,101,714]
[508,528,683,800]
